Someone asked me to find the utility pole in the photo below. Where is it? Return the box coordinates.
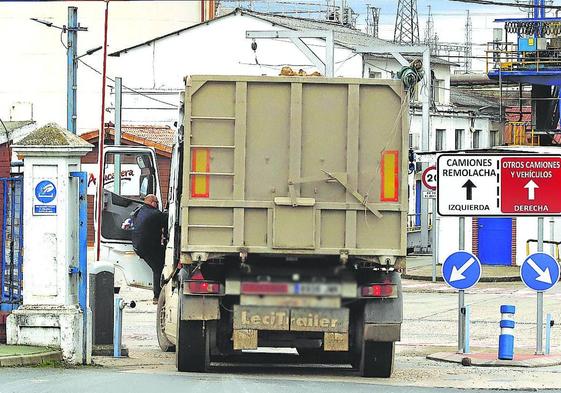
[394,0,420,45]
[464,10,473,74]
[67,7,78,134]
[32,8,91,134]
[424,5,435,52]
[366,4,381,38]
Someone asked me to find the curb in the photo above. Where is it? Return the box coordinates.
[0,350,62,367]
[403,273,521,282]
[427,351,561,368]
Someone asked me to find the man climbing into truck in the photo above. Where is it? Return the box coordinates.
[131,194,167,304]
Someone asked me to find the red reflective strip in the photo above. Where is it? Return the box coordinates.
[191,148,210,198]
[241,282,290,294]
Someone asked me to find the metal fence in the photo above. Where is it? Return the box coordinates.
[0,177,24,311]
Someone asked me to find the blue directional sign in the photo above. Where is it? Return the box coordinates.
[520,252,560,292]
[34,180,56,204]
[442,251,482,290]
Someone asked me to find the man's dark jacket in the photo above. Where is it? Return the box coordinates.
[131,204,167,257]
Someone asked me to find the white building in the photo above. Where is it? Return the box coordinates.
[107,8,456,125]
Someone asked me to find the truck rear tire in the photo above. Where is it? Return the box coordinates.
[359,341,394,378]
[156,291,175,352]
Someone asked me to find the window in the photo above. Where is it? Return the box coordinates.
[436,129,446,151]
[473,129,481,149]
[490,130,499,146]
[455,129,464,150]
[432,79,445,104]
[369,70,382,79]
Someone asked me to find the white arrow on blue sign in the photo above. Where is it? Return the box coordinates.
[442,251,482,290]
[520,252,560,292]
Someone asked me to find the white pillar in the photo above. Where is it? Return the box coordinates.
[6,124,93,364]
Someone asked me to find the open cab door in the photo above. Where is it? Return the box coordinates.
[97,145,162,289]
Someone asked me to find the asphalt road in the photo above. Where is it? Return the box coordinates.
[0,367,536,393]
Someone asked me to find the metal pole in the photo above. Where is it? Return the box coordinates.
[458,290,465,352]
[458,216,466,352]
[464,304,471,354]
[71,171,88,364]
[420,48,431,253]
[545,313,552,355]
[114,77,122,195]
[325,30,334,77]
[550,217,555,257]
[95,1,110,261]
[537,216,544,355]
[113,296,122,357]
[67,7,78,133]
[432,197,437,282]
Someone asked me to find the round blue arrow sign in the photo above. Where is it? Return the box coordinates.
[520,252,560,292]
[442,251,482,290]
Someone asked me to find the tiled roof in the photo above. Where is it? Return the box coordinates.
[119,125,174,148]
[80,124,175,156]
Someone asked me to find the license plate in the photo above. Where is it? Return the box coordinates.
[294,283,341,296]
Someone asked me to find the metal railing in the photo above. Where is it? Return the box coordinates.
[486,41,561,74]
[526,239,561,261]
[407,213,433,232]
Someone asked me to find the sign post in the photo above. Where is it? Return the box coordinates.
[520,251,559,355]
[442,251,482,353]
[422,165,437,282]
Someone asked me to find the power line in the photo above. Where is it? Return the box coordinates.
[56,28,178,108]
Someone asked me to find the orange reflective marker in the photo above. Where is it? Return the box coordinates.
[381,150,399,202]
[191,148,209,198]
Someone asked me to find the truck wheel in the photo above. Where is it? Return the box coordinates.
[359,341,394,378]
[176,296,210,372]
[156,291,175,352]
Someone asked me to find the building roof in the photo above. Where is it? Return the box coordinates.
[17,123,92,147]
[109,8,453,66]
[450,88,500,111]
[80,124,174,157]
[2,120,34,133]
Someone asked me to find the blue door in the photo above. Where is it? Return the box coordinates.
[478,218,512,266]
[415,180,421,226]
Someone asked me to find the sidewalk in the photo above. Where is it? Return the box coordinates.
[0,345,61,366]
[404,255,521,282]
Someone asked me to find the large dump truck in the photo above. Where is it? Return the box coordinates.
[100,75,408,377]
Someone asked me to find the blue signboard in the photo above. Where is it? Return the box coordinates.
[442,251,482,290]
[520,252,560,292]
[34,180,57,204]
[34,205,57,215]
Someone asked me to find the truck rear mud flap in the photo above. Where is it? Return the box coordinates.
[232,305,349,351]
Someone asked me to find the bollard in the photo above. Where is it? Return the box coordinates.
[498,304,516,360]
[113,296,136,358]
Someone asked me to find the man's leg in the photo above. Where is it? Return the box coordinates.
[144,252,162,300]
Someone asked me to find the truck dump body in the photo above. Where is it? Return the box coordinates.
[182,76,408,259]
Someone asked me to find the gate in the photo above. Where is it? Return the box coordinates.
[0,177,24,311]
